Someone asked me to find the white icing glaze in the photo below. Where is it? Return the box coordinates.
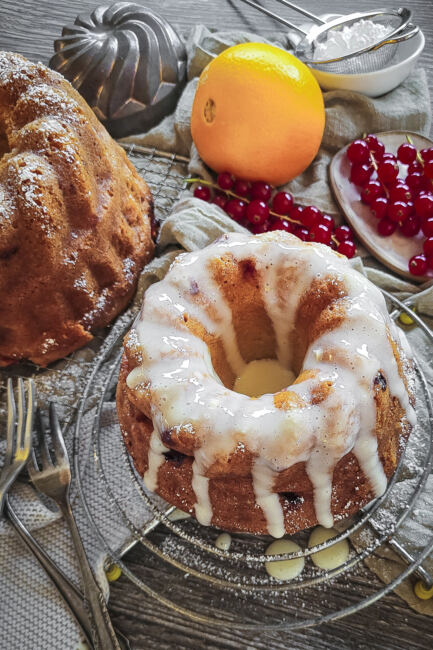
[126,232,415,536]
[215,532,232,551]
[143,429,168,492]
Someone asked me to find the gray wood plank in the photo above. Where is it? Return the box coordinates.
[0,0,432,647]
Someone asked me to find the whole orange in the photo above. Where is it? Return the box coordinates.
[191,43,325,186]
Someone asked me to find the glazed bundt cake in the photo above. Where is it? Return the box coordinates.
[116,231,416,537]
[0,51,154,366]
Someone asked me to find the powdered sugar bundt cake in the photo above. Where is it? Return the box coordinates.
[116,231,416,537]
[0,52,154,366]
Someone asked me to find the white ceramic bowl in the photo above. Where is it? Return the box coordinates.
[310,29,425,97]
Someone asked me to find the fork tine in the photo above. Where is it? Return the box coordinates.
[26,444,39,479]
[48,403,69,465]
[16,377,25,452]
[6,378,16,465]
[34,408,53,469]
[21,379,35,456]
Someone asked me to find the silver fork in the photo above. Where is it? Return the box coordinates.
[27,403,122,650]
[0,378,35,515]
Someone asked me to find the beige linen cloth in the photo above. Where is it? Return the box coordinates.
[1,25,433,650]
[123,24,433,617]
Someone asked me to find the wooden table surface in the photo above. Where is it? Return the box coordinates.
[1,1,433,648]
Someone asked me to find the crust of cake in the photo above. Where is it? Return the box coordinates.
[117,355,411,534]
[0,51,154,366]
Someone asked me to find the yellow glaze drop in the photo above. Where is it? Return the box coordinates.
[308,526,350,570]
[265,539,304,580]
[399,308,416,326]
[414,580,433,600]
[106,564,122,582]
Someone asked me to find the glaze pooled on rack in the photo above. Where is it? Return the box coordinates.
[117,231,415,537]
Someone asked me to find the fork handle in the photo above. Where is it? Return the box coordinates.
[59,502,121,650]
[5,495,93,646]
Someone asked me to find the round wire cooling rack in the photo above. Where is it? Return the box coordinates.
[0,145,189,435]
[74,291,433,631]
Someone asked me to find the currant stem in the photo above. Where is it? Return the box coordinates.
[369,151,390,199]
[185,177,302,225]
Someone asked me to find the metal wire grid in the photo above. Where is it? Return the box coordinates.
[74,291,433,630]
[0,147,189,435]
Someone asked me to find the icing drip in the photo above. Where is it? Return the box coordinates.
[191,463,212,526]
[143,429,168,492]
[128,233,416,536]
[252,458,286,538]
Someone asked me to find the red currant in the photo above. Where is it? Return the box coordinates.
[400,215,420,237]
[397,143,417,164]
[347,139,370,164]
[419,175,433,193]
[377,159,399,184]
[421,218,433,237]
[364,135,385,159]
[423,237,433,257]
[390,183,412,203]
[225,199,247,221]
[289,205,304,223]
[377,218,397,236]
[408,161,423,174]
[350,163,373,186]
[194,185,211,201]
[320,214,335,229]
[361,180,383,204]
[409,254,427,276]
[217,172,234,190]
[270,218,293,232]
[371,196,389,219]
[295,226,309,241]
[424,160,433,179]
[415,193,433,218]
[246,199,270,225]
[381,153,397,163]
[420,148,433,162]
[301,205,322,228]
[251,220,270,234]
[309,223,331,244]
[272,191,293,215]
[334,224,353,241]
[234,179,250,197]
[213,193,227,210]
[337,240,356,258]
[387,201,410,223]
[406,172,423,193]
[427,256,433,271]
[251,181,272,202]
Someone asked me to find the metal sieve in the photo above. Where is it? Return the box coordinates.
[239,2,419,74]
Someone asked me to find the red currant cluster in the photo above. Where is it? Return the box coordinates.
[191,173,356,258]
[346,134,433,276]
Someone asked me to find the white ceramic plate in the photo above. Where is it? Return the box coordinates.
[330,130,433,283]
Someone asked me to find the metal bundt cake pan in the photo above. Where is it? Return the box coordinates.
[50,2,187,137]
